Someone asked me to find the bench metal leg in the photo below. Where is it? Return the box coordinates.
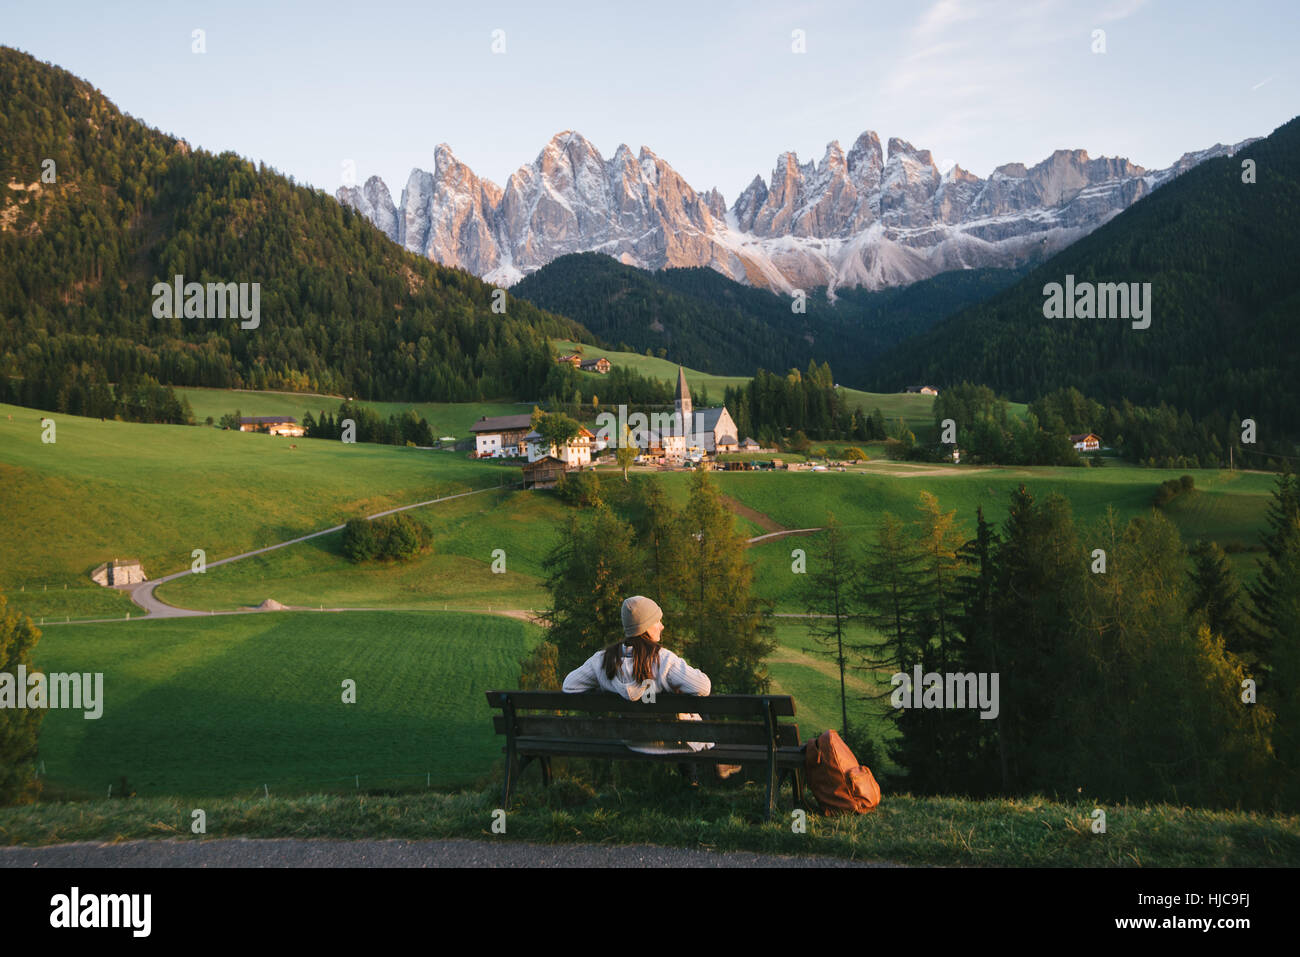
[502,754,516,809]
[792,767,806,810]
[763,698,779,822]
[503,753,551,806]
[765,756,777,821]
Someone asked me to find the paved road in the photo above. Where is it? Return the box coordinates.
[746,528,822,544]
[114,485,509,620]
[47,485,816,627]
[0,838,895,868]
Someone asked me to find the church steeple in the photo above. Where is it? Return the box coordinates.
[674,365,692,424]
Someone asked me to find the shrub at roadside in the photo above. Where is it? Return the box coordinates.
[341,514,430,564]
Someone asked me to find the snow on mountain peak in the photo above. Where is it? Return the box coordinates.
[338,130,1248,293]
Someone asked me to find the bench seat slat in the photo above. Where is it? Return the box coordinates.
[486,690,796,717]
[512,738,806,767]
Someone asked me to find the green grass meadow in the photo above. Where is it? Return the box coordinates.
[159,486,563,612]
[174,386,535,439]
[1,584,137,624]
[550,338,948,427]
[0,402,501,590]
[150,462,1278,615]
[31,611,540,799]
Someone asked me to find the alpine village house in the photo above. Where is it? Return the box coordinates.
[475,367,749,488]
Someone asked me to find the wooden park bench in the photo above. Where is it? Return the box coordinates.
[486,690,806,820]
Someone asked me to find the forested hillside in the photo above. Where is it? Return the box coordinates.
[867,116,1300,440]
[511,252,1023,385]
[0,46,589,411]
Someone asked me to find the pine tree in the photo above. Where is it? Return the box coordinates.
[541,506,642,674]
[1247,469,1300,677]
[1245,470,1300,804]
[1071,513,1275,807]
[855,513,924,680]
[671,469,776,693]
[631,477,688,616]
[911,492,967,674]
[990,485,1084,794]
[954,506,1004,793]
[1188,540,1253,664]
[800,514,859,736]
[890,493,973,792]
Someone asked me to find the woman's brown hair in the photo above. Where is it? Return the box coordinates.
[602,633,661,682]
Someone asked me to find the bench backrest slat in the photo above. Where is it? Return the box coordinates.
[486,690,796,717]
[493,714,801,747]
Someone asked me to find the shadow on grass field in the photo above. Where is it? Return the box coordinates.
[32,611,543,799]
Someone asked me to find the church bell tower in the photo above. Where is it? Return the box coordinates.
[674,366,693,438]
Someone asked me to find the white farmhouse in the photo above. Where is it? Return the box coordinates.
[470,413,534,458]
[526,426,594,468]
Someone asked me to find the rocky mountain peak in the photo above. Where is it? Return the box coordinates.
[339,129,1253,294]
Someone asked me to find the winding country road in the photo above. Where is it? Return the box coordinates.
[66,483,820,625]
[117,485,508,620]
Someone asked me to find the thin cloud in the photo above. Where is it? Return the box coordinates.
[1099,0,1148,21]
[915,0,980,35]
[1251,76,1274,91]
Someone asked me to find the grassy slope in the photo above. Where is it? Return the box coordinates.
[158,464,1276,614]
[549,339,955,426]
[738,465,1274,605]
[31,611,540,799]
[161,486,564,612]
[2,585,136,624]
[0,401,503,594]
[175,387,535,439]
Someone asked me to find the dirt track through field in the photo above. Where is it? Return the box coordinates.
[719,493,785,533]
[769,646,879,694]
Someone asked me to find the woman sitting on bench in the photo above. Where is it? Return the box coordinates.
[561,596,714,762]
[561,595,711,704]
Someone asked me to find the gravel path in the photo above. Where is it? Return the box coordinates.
[0,838,897,868]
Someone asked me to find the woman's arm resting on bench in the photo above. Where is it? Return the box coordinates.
[660,651,711,696]
[562,655,600,693]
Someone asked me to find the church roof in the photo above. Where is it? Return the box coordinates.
[676,366,690,404]
[693,407,727,432]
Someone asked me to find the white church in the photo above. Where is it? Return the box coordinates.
[646,367,739,463]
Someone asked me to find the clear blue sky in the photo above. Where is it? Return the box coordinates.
[4,0,1296,203]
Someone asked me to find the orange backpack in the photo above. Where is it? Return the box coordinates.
[804,729,881,815]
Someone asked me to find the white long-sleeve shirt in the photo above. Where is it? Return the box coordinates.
[562,644,711,699]
[562,644,713,752]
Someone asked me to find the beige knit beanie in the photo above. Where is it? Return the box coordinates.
[621,595,663,638]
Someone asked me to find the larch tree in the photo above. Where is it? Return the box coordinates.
[0,595,43,805]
